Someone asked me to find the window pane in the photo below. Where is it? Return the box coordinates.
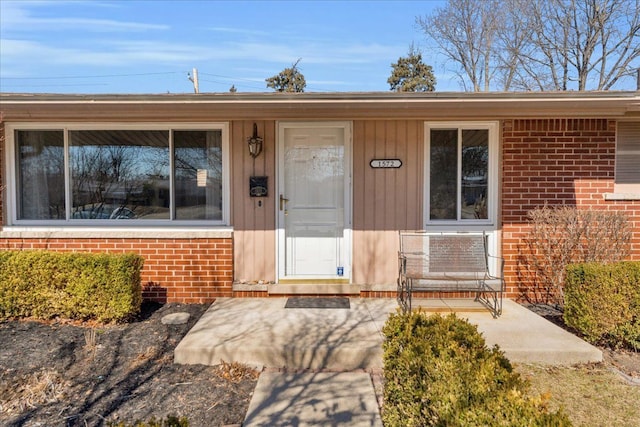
[430,129,458,220]
[69,130,170,220]
[461,130,489,219]
[15,130,65,220]
[174,130,223,220]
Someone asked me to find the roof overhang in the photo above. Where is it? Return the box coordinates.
[1,91,639,121]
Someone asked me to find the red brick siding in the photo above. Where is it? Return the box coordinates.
[501,119,640,300]
[1,238,233,303]
[1,120,5,230]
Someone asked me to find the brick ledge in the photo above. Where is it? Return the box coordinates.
[604,193,640,201]
[0,227,233,239]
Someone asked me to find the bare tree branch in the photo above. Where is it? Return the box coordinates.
[418,0,639,91]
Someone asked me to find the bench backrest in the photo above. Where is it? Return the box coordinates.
[399,231,488,275]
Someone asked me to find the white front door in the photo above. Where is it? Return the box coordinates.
[277,122,351,280]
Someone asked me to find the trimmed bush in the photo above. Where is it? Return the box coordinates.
[0,250,143,323]
[382,311,571,427]
[564,261,640,350]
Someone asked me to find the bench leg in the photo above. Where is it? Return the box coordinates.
[397,275,409,313]
[476,282,503,318]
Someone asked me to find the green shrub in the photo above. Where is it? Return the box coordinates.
[382,311,571,427]
[107,415,189,427]
[564,261,640,350]
[0,250,143,323]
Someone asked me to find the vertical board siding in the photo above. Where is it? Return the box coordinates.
[231,120,276,283]
[352,120,423,285]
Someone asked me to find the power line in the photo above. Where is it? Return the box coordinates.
[199,78,265,91]
[199,71,263,84]
[1,83,110,87]
[2,68,339,92]
[2,72,180,80]
[199,71,335,92]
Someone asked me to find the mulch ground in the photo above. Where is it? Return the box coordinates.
[0,303,258,427]
[1,302,638,427]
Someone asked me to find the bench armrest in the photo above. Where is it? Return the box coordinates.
[486,254,505,279]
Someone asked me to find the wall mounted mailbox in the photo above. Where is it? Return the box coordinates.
[249,176,268,197]
[370,159,402,169]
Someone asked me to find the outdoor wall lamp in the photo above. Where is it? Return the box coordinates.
[248,123,263,158]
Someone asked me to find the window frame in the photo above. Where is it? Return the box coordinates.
[613,121,640,195]
[4,122,230,227]
[424,121,499,228]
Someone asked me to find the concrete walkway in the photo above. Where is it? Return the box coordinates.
[174,297,602,426]
[243,371,383,427]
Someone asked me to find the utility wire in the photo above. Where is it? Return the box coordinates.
[3,71,180,80]
[198,71,334,92]
[199,78,265,91]
[2,69,337,92]
[1,83,110,87]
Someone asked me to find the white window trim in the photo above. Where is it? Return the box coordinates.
[4,122,231,228]
[423,121,499,229]
[611,120,640,197]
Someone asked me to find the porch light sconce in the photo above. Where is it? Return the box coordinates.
[248,123,263,158]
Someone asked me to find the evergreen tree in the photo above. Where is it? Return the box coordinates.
[388,47,436,92]
[266,59,306,92]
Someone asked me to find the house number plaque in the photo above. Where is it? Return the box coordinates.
[370,159,402,169]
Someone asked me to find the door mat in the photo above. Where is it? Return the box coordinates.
[285,297,350,309]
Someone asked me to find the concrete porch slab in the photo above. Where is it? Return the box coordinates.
[174,298,602,370]
[462,301,603,365]
[174,298,391,370]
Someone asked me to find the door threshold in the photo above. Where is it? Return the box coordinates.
[269,282,360,295]
[277,279,350,285]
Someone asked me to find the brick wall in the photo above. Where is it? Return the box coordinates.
[2,238,233,303]
[1,121,5,230]
[501,118,640,300]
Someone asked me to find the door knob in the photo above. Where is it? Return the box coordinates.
[279,194,289,211]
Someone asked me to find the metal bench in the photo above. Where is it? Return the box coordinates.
[397,231,504,317]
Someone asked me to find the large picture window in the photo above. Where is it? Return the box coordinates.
[425,122,497,225]
[8,124,228,225]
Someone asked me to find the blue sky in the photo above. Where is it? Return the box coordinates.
[0,0,454,94]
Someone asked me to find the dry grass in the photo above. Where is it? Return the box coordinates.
[516,364,640,427]
[0,369,69,415]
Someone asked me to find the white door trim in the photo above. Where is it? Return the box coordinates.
[276,121,353,282]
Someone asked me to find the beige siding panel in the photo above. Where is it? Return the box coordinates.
[352,120,423,285]
[232,120,276,283]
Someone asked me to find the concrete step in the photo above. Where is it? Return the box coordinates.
[267,283,361,295]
